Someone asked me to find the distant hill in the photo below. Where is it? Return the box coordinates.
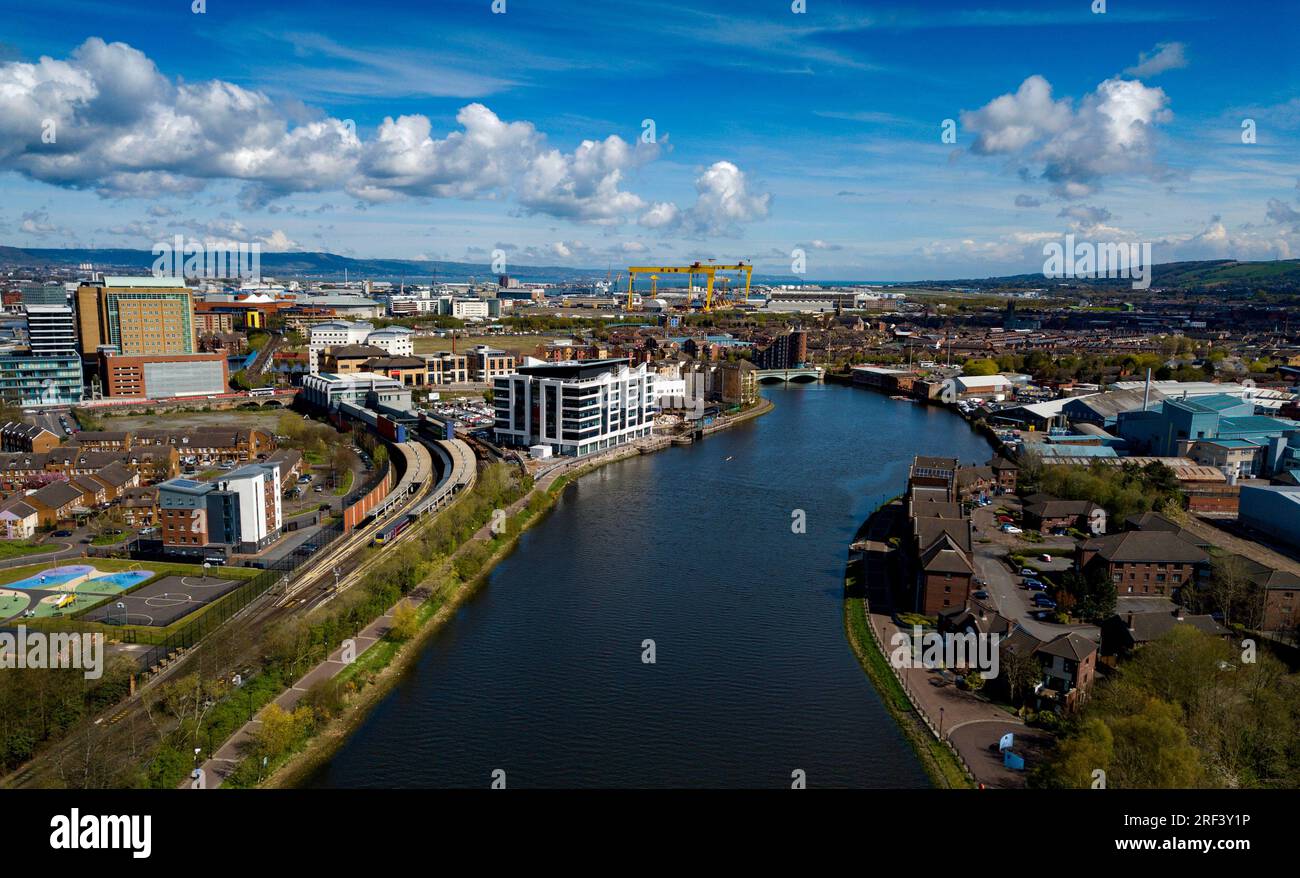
[0,246,606,284]
[903,258,1300,292]
[3,246,1299,291]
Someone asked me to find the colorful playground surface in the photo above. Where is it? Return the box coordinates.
[5,564,153,594]
[0,563,167,622]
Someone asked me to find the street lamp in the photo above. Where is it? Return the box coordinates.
[939,707,945,739]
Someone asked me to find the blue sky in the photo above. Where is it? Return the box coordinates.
[1,0,1297,279]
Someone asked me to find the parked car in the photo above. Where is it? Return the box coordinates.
[52,529,73,538]
[997,515,1014,524]
[1040,553,1053,563]
[1024,579,1046,591]
[973,589,990,599]
[1019,568,1036,577]
[1033,595,1057,609]
[140,527,157,536]
[1001,525,1023,534]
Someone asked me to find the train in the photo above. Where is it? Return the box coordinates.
[337,400,408,443]
[372,513,416,546]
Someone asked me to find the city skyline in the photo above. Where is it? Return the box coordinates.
[1,0,1297,281]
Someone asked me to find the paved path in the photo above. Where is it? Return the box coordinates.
[198,603,393,788]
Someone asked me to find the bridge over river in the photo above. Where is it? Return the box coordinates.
[755,366,824,383]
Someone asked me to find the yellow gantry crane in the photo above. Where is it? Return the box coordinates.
[626,261,752,312]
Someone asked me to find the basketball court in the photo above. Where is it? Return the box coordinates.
[83,572,242,627]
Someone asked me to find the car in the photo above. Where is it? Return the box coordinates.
[1040,553,1053,563]
[973,589,990,599]
[1019,568,1036,577]
[1024,579,1046,591]
[80,537,92,544]
[298,475,313,484]
[140,527,157,535]
[1001,525,1023,534]
[1032,595,1057,609]
[52,529,73,538]
[997,515,1014,524]
[314,485,324,493]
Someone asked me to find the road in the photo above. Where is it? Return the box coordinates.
[969,502,1098,643]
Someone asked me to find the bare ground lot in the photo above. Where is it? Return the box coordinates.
[94,408,289,432]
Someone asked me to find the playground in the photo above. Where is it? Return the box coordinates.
[82,572,243,627]
[0,560,251,626]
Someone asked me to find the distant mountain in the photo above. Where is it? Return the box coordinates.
[0,246,606,284]
[3,246,1299,292]
[901,258,1300,292]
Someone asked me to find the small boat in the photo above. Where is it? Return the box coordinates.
[889,395,915,402]
[724,455,734,461]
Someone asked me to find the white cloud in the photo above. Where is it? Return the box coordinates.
[962,74,1172,199]
[0,38,751,236]
[1125,42,1188,78]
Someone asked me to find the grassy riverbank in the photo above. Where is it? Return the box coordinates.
[842,508,973,790]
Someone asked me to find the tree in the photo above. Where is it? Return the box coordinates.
[962,358,999,376]
[1060,566,1117,623]
[387,603,419,642]
[1209,554,1255,629]
[1001,648,1042,705]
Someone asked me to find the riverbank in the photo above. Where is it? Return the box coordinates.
[842,502,973,789]
[265,399,776,788]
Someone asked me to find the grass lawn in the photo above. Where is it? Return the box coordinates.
[332,469,354,495]
[91,531,132,546]
[0,540,59,561]
[413,334,552,356]
[0,556,260,590]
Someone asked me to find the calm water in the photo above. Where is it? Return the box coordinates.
[305,382,992,788]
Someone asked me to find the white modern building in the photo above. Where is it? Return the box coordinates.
[216,462,282,552]
[23,304,79,356]
[493,358,655,457]
[301,371,411,411]
[308,320,415,372]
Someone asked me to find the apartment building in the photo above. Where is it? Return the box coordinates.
[468,345,516,382]
[493,358,655,457]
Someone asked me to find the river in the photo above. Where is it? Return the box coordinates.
[304,382,993,788]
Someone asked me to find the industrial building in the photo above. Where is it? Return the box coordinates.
[1238,485,1300,551]
[493,358,655,457]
